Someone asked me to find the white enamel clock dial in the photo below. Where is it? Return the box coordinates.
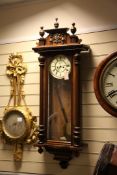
[3,111,26,139]
[50,55,71,79]
[100,56,117,108]
[94,52,117,117]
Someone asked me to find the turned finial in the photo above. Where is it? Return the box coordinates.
[39,26,45,38]
[71,23,77,35]
[54,18,59,28]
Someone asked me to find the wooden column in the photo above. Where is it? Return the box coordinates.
[72,53,81,147]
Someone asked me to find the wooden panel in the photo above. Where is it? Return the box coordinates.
[0,149,52,162]
[82,81,93,92]
[0,86,10,96]
[22,52,39,63]
[25,73,40,84]
[29,105,39,116]
[0,139,38,151]
[82,141,105,154]
[0,65,6,75]
[0,161,94,175]
[0,148,98,167]
[81,54,108,68]
[0,75,9,85]
[0,35,116,57]
[0,172,42,175]
[0,73,39,85]
[0,52,39,64]
[24,84,39,95]
[91,42,117,56]
[0,95,39,107]
[81,68,95,81]
[27,62,39,73]
[0,84,39,96]
[83,117,117,129]
[82,104,111,117]
[0,29,116,55]
[91,55,108,67]
[82,92,98,104]
[80,29,117,44]
[83,129,117,142]
[0,41,36,54]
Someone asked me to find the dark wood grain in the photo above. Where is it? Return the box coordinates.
[32,21,89,168]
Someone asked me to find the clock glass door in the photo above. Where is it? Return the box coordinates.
[48,55,72,142]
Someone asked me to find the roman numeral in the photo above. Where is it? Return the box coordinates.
[107,90,117,98]
[108,72,115,77]
[105,83,113,87]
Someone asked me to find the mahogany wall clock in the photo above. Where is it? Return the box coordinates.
[94,51,117,117]
[32,18,90,168]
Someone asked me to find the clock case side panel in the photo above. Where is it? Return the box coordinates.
[94,51,117,117]
[35,48,83,168]
[72,53,82,147]
[38,55,48,145]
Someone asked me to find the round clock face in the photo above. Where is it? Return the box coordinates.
[3,110,27,139]
[50,55,71,79]
[100,56,117,108]
[94,51,117,117]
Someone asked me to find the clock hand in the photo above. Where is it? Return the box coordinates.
[56,65,62,71]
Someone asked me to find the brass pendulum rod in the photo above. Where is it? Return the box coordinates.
[13,143,23,161]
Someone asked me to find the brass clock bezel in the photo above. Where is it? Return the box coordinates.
[94,51,117,117]
[2,106,32,143]
[2,106,32,142]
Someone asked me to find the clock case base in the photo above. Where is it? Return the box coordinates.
[38,141,82,169]
[33,22,90,168]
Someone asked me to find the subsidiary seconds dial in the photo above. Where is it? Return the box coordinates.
[50,55,71,79]
[94,51,117,117]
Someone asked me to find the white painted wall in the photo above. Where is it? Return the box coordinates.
[0,0,117,44]
[0,0,117,175]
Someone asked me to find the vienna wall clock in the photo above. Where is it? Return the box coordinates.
[33,18,90,168]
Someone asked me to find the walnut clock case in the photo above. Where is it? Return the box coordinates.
[32,19,90,168]
[94,51,117,117]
